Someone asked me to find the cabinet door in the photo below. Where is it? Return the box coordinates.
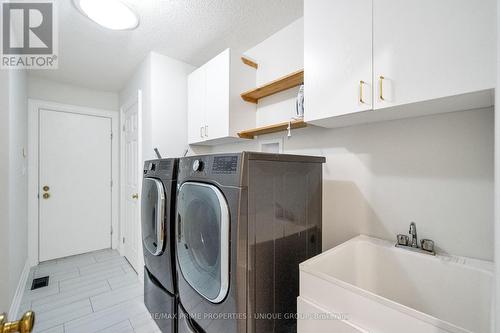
[304,0,373,127]
[205,49,230,140]
[187,66,206,144]
[373,0,495,110]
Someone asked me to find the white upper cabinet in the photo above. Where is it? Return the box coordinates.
[205,50,230,141]
[304,0,373,126]
[187,66,206,144]
[187,49,256,145]
[373,0,496,110]
[304,0,496,128]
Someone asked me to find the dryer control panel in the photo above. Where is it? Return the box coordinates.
[212,156,238,174]
[178,154,243,187]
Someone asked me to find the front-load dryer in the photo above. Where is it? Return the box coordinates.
[141,158,178,333]
[175,152,325,333]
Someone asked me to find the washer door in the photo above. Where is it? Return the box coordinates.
[141,178,166,256]
[176,182,230,303]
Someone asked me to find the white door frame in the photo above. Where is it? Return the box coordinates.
[27,99,119,266]
[119,90,144,280]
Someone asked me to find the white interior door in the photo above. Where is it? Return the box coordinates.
[39,109,112,262]
[121,97,141,273]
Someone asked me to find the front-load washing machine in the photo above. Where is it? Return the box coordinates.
[141,158,179,332]
[175,152,325,333]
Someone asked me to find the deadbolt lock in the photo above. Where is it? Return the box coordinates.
[42,193,50,199]
[42,186,49,192]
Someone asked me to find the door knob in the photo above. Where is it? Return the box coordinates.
[132,193,139,199]
[42,193,50,199]
[0,311,35,333]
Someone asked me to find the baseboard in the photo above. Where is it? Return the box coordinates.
[8,259,30,319]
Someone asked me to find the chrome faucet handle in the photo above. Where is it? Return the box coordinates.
[397,234,409,246]
[420,239,435,253]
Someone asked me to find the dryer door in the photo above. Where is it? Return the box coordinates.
[176,182,230,303]
[141,178,166,256]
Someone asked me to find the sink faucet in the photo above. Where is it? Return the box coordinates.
[409,222,418,248]
[396,222,435,255]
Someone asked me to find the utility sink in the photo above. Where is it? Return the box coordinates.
[298,235,493,333]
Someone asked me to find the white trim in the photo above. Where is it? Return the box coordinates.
[27,99,119,266]
[8,259,30,319]
[119,90,144,281]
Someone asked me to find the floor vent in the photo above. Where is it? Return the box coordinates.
[31,276,49,290]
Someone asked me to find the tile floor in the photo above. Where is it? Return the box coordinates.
[18,249,160,333]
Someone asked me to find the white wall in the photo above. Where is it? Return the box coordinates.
[0,68,11,312]
[245,18,304,127]
[495,0,499,329]
[8,70,28,307]
[150,53,195,159]
[120,52,194,160]
[0,69,28,312]
[28,76,119,111]
[209,18,495,261]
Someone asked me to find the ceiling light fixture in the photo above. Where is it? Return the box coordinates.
[74,0,139,31]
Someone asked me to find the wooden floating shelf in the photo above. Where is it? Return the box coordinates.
[241,56,258,69]
[241,69,304,104]
[238,120,307,139]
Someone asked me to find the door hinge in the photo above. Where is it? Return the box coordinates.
[110,226,113,235]
[122,237,125,244]
[110,132,113,140]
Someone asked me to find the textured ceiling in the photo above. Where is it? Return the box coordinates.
[29,0,303,92]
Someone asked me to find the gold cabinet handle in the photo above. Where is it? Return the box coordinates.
[0,311,35,333]
[132,193,139,199]
[42,193,50,199]
[379,76,385,101]
[359,80,365,104]
[42,186,49,192]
